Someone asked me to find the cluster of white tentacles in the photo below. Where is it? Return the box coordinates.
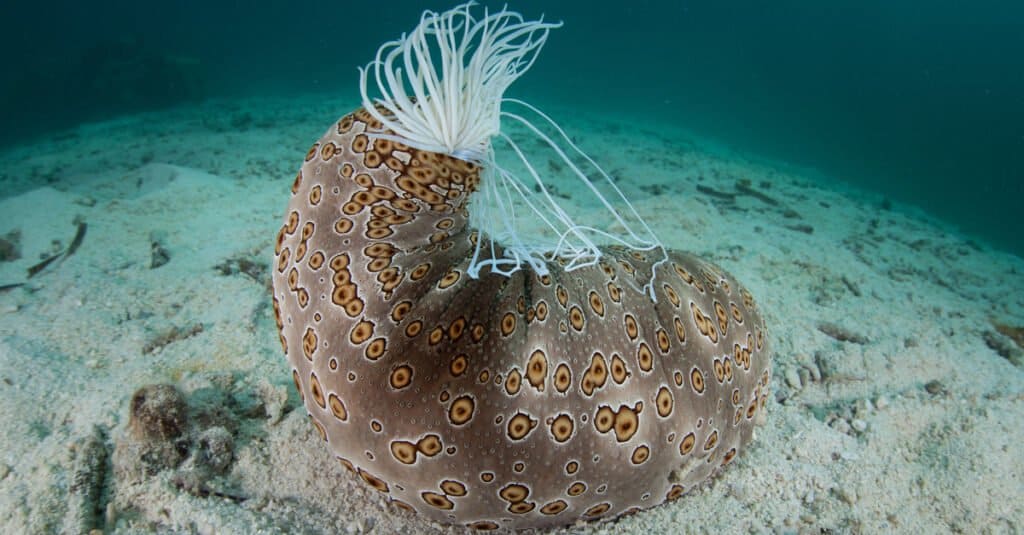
[359,2,667,298]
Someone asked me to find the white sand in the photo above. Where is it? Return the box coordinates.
[0,96,1021,534]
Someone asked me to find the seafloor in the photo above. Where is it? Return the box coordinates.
[0,95,1021,534]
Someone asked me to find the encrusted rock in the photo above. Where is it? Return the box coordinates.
[127,384,187,441]
[114,384,190,481]
[197,426,234,474]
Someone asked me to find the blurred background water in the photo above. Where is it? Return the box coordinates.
[2,0,1021,257]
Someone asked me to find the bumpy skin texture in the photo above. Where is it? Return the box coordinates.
[271,108,771,530]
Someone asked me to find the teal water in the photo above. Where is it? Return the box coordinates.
[2,0,1021,256]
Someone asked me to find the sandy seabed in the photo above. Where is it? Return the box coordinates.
[0,95,1021,534]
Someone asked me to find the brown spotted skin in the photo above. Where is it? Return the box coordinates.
[272,108,771,530]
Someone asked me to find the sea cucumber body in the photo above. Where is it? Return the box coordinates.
[272,109,771,530]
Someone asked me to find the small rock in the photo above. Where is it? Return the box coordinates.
[105,502,117,528]
[0,229,21,261]
[805,362,821,383]
[197,426,234,473]
[256,379,288,425]
[924,380,946,396]
[803,490,815,504]
[836,487,858,504]
[114,384,190,481]
[813,351,833,380]
[875,396,889,410]
[149,231,171,269]
[128,384,187,441]
[785,367,802,390]
[830,419,851,435]
[797,367,811,388]
[0,463,9,480]
[851,419,868,432]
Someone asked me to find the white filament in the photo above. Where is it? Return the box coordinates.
[359,2,668,299]
[359,2,558,161]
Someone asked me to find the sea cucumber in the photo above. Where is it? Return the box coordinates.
[270,3,770,530]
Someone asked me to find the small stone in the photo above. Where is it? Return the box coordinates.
[128,384,187,441]
[785,367,802,390]
[830,419,851,435]
[256,379,288,425]
[105,502,117,527]
[197,426,234,473]
[114,384,190,481]
[0,229,21,261]
[803,490,815,504]
[797,367,811,388]
[875,396,889,410]
[852,399,871,418]
[805,362,821,383]
[851,419,868,432]
[924,380,946,395]
[836,487,858,504]
[0,464,9,480]
[149,234,171,269]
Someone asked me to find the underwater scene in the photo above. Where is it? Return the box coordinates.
[0,1,1021,533]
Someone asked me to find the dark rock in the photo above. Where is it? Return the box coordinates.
[0,229,21,262]
[114,384,190,481]
[150,241,170,269]
[128,384,187,441]
[924,380,947,396]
